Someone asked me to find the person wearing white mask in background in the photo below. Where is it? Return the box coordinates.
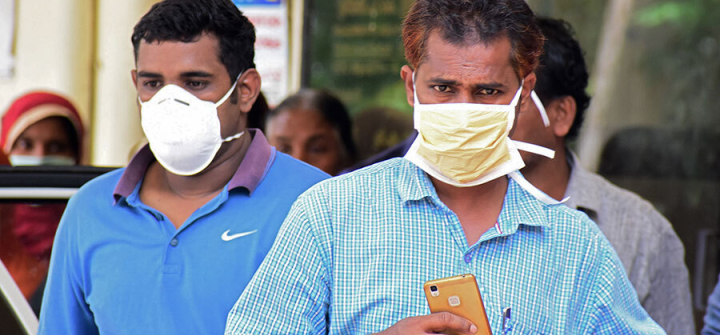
[510,17,693,334]
[225,1,663,334]
[0,91,83,315]
[37,1,328,334]
[1,91,83,166]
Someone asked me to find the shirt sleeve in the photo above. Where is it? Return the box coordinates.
[37,198,99,335]
[641,211,695,335]
[225,191,333,335]
[583,241,667,335]
[702,275,720,335]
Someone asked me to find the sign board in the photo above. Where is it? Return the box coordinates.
[235,0,289,106]
[304,0,414,115]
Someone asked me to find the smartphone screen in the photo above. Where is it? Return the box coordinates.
[424,274,492,335]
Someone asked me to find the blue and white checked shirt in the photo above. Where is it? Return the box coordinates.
[225,158,665,334]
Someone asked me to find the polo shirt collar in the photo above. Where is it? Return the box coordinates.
[113,129,274,203]
[563,150,600,217]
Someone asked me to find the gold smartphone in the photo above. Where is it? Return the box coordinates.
[424,274,493,335]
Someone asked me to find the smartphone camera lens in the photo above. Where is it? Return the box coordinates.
[429,285,439,297]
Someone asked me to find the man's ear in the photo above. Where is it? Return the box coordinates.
[131,69,138,87]
[236,69,261,113]
[400,65,415,107]
[521,72,536,103]
[550,95,577,138]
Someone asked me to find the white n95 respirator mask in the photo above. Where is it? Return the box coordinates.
[138,80,244,176]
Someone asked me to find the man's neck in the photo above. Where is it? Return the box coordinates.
[432,176,508,246]
[520,144,571,201]
[138,131,252,229]
[159,132,252,198]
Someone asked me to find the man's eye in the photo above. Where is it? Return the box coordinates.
[186,81,207,89]
[432,85,450,93]
[478,88,499,95]
[143,80,161,88]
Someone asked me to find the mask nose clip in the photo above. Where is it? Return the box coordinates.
[174,98,190,106]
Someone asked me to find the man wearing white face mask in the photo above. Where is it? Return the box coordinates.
[510,17,694,334]
[38,1,329,334]
[226,1,663,334]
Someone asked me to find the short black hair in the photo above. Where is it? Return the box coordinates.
[269,89,357,160]
[534,17,591,140]
[247,92,269,130]
[131,0,256,81]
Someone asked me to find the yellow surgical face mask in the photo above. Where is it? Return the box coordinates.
[405,74,526,187]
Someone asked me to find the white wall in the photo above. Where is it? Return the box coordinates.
[92,0,157,166]
[0,0,94,162]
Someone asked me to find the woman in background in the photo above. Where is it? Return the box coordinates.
[266,89,356,176]
[0,91,84,314]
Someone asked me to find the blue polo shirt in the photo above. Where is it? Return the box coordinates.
[38,130,329,335]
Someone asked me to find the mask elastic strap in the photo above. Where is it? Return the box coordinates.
[512,140,555,159]
[222,130,244,143]
[217,73,246,142]
[411,71,423,130]
[412,71,420,105]
[508,170,569,205]
[218,73,246,142]
[509,79,525,107]
[215,73,243,107]
[531,91,550,127]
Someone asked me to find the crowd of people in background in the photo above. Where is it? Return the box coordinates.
[1,0,719,334]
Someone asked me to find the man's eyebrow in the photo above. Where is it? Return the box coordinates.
[136,71,161,78]
[180,71,213,78]
[427,77,460,86]
[427,77,506,90]
[471,82,505,90]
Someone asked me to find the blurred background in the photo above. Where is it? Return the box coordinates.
[0,0,719,332]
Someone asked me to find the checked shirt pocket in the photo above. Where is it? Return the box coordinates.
[500,318,553,335]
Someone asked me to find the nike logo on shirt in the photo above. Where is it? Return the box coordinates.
[221,229,258,241]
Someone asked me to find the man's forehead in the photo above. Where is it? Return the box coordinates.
[135,35,224,75]
[417,31,517,84]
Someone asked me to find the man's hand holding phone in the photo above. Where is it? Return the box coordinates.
[373,312,478,335]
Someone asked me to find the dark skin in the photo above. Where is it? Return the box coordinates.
[266,107,348,176]
[511,92,577,201]
[376,31,536,335]
[10,117,78,162]
[131,33,261,229]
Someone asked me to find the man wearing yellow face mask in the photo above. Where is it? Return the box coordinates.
[225,1,664,334]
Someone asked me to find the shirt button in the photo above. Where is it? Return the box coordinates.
[464,254,472,263]
[170,238,179,247]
